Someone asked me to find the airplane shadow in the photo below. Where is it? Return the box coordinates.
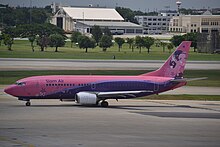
[13,104,188,111]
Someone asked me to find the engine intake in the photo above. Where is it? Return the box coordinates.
[75,92,98,105]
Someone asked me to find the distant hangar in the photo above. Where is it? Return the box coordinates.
[50,6,143,34]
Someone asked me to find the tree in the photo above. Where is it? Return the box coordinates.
[29,8,48,24]
[28,36,36,52]
[99,35,113,52]
[70,31,82,47]
[171,33,198,52]
[49,34,66,52]
[126,38,134,52]
[183,33,198,52]
[0,35,3,46]
[3,34,13,51]
[170,35,184,47]
[160,41,167,52]
[78,35,96,53]
[135,36,145,53]
[36,35,49,51]
[102,27,112,38]
[114,37,125,52]
[35,23,65,51]
[91,25,102,45]
[17,24,38,52]
[167,43,174,53]
[2,26,19,51]
[116,7,139,24]
[143,36,154,53]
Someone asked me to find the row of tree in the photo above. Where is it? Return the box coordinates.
[69,25,156,53]
[1,23,66,51]
[0,4,51,27]
[1,23,198,54]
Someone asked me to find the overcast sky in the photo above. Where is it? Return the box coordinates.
[1,0,220,11]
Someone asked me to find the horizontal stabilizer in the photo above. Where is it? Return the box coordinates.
[171,77,208,83]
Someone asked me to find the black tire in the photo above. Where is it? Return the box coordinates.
[26,101,31,106]
[101,101,109,107]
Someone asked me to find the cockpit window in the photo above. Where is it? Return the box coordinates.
[15,82,26,86]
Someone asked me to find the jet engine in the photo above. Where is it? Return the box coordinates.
[75,92,98,105]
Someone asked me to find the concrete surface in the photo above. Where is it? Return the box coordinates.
[1,58,220,71]
[1,90,220,147]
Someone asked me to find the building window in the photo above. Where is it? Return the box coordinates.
[148,18,152,21]
[136,29,143,33]
[153,18,156,21]
[126,29,135,33]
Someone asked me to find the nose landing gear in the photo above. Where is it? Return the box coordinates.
[25,101,31,106]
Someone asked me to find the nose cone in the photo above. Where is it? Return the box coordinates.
[4,85,18,97]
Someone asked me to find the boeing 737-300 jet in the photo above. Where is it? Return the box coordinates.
[5,41,198,107]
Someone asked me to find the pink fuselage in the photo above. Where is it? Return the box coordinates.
[4,75,186,101]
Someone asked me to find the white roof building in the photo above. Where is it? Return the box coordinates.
[62,7,124,21]
[50,6,143,34]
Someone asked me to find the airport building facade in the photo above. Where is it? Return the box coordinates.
[135,11,179,34]
[50,6,143,34]
[169,11,220,33]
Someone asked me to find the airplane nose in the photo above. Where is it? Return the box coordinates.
[4,85,16,96]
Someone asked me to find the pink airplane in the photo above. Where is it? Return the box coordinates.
[4,41,197,107]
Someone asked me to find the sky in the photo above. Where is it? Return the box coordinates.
[1,0,220,11]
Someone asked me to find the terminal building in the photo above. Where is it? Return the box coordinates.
[50,6,143,34]
[135,11,179,34]
[169,11,220,33]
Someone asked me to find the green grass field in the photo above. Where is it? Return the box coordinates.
[0,70,219,87]
[0,40,220,60]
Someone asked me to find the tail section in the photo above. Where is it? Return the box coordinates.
[142,41,191,78]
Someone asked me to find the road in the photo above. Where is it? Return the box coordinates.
[0,58,220,71]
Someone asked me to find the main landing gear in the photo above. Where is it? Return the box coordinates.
[25,101,31,106]
[100,101,109,107]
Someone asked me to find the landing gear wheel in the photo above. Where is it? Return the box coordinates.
[26,101,31,106]
[101,101,109,107]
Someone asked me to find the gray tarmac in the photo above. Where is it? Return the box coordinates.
[1,58,220,71]
[1,90,220,147]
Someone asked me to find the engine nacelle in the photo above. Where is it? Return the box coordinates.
[75,92,98,105]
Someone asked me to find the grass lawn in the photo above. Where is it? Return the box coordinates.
[0,40,220,61]
[0,70,219,87]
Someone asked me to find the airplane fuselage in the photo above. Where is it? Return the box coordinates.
[5,75,185,101]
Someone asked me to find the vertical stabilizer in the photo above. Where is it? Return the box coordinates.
[141,41,191,78]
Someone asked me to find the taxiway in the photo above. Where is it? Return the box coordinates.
[0,90,220,147]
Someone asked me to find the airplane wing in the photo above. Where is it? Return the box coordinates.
[171,77,208,83]
[96,90,153,99]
